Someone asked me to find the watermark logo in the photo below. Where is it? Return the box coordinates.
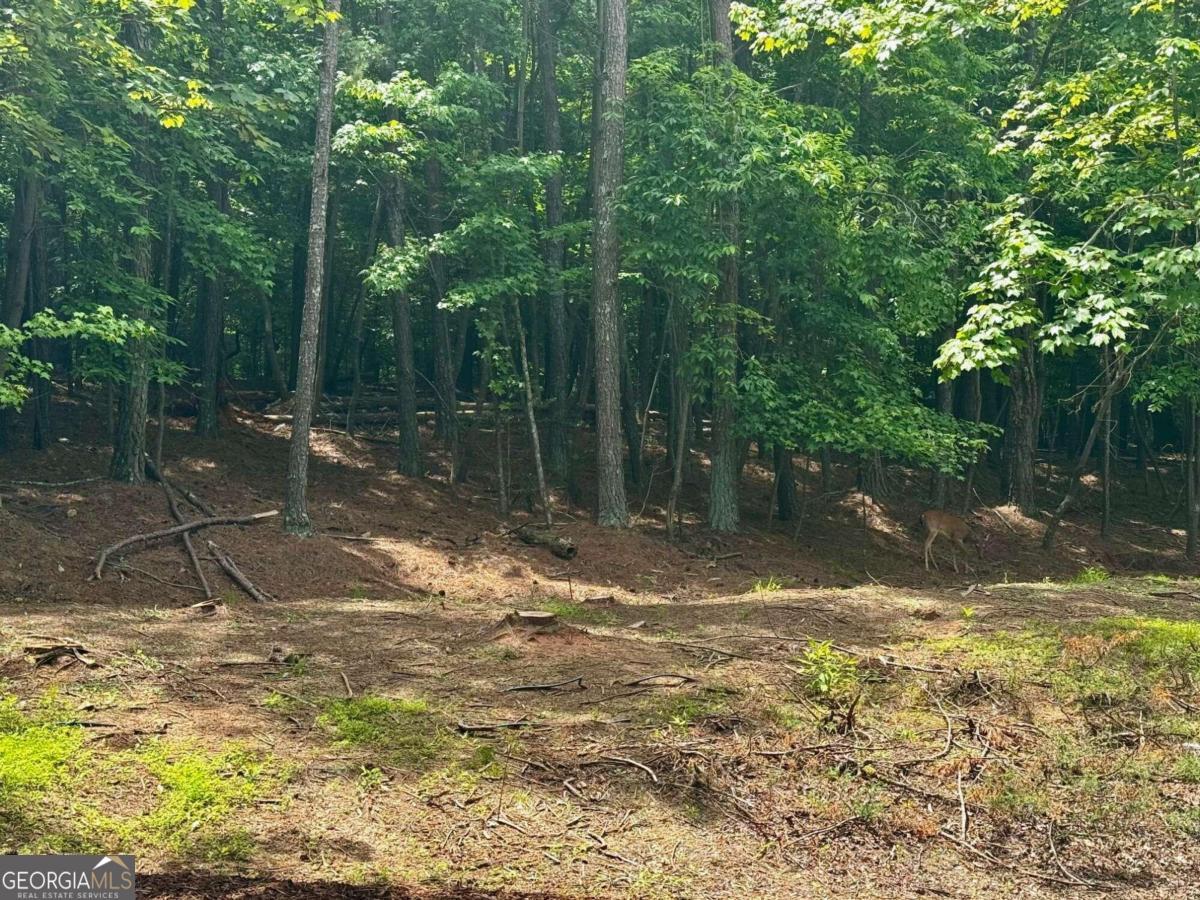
[0,855,135,900]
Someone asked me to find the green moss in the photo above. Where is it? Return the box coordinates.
[319,695,446,765]
[0,696,87,846]
[126,742,273,861]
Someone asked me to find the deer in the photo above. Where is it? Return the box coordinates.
[920,510,980,574]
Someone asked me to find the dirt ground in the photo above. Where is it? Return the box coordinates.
[2,396,1199,898]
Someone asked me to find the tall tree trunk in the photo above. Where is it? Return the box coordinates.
[706,0,741,532]
[666,298,690,539]
[619,316,642,484]
[29,205,51,449]
[774,445,796,521]
[347,193,383,432]
[284,0,341,534]
[315,192,337,400]
[196,180,229,436]
[1003,337,1040,513]
[931,330,956,506]
[537,0,570,481]
[425,158,462,477]
[1188,402,1200,560]
[511,299,553,526]
[0,169,39,418]
[591,0,629,527]
[384,176,422,476]
[261,293,289,401]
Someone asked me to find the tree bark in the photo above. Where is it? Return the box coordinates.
[283,0,341,533]
[424,157,462,479]
[0,169,39,405]
[196,179,229,437]
[706,0,741,532]
[511,299,553,527]
[590,0,629,527]
[537,0,570,481]
[774,445,796,521]
[1003,337,1040,514]
[347,193,383,432]
[261,293,289,401]
[384,176,422,476]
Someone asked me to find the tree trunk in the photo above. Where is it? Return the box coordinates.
[591,0,629,527]
[706,0,741,533]
[347,193,383,432]
[1188,403,1200,560]
[283,0,341,534]
[931,333,956,506]
[261,293,289,401]
[1042,367,1124,551]
[512,299,553,526]
[0,169,38,405]
[384,176,422,476]
[666,298,691,540]
[1003,338,1040,513]
[774,445,796,521]
[29,207,51,449]
[424,158,462,479]
[537,0,570,481]
[195,180,229,437]
[315,192,337,400]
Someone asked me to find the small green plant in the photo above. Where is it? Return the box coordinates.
[1173,755,1200,785]
[261,691,297,713]
[1071,565,1111,585]
[795,641,860,698]
[753,575,785,595]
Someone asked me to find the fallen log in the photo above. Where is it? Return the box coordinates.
[207,540,275,602]
[93,510,278,580]
[515,528,577,560]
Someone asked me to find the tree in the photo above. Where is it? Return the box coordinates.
[591,0,630,528]
[283,0,342,534]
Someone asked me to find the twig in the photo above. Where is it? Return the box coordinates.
[622,674,697,687]
[957,769,969,841]
[456,719,541,734]
[0,476,103,487]
[112,563,206,594]
[582,755,658,783]
[92,510,278,579]
[793,816,858,841]
[340,671,354,698]
[501,676,585,693]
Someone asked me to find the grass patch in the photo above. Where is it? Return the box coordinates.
[752,575,786,595]
[541,600,615,626]
[924,629,1061,675]
[1070,565,1111,585]
[1084,617,1200,679]
[794,640,861,699]
[319,695,447,765]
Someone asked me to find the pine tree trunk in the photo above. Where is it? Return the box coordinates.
[706,0,741,532]
[537,0,570,481]
[30,208,51,449]
[512,299,553,527]
[283,0,341,534]
[591,0,629,527]
[1187,403,1199,560]
[196,180,229,437]
[666,298,690,540]
[347,193,382,433]
[384,176,422,476]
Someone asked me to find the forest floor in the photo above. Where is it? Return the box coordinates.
[1,393,1199,898]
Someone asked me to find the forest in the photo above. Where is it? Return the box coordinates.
[1,0,1199,898]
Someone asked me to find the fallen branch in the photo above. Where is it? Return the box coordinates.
[502,676,585,693]
[207,540,275,602]
[582,755,659,783]
[1,476,103,488]
[457,719,542,734]
[160,479,212,600]
[143,455,216,516]
[938,829,1097,888]
[622,674,697,687]
[92,510,277,580]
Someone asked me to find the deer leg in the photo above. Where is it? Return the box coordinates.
[957,538,972,574]
[924,533,937,571]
